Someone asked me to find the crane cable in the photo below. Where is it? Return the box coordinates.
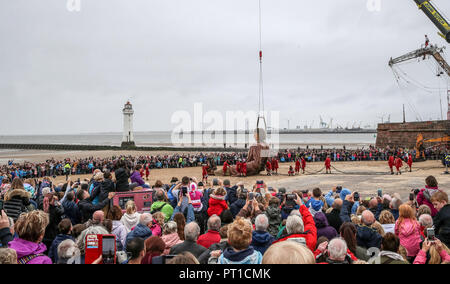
[391,67,423,121]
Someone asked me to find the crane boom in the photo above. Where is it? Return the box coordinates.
[389,45,450,77]
[414,0,450,43]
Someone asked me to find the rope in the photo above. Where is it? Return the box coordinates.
[257,0,265,123]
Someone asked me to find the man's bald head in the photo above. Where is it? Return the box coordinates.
[361,210,375,226]
[369,198,378,209]
[93,210,104,224]
[332,199,343,210]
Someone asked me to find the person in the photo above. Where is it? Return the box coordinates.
[369,233,408,264]
[42,192,65,250]
[339,222,367,261]
[167,251,200,264]
[108,206,128,251]
[236,160,242,177]
[3,186,34,221]
[201,163,209,183]
[8,210,52,264]
[324,155,331,174]
[262,241,315,264]
[265,160,272,176]
[48,218,74,263]
[301,156,306,174]
[207,187,228,217]
[379,210,396,235]
[241,160,247,177]
[314,212,338,241]
[388,154,395,175]
[57,239,80,264]
[222,160,229,176]
[251,214,274,255]
[114,160,131,192]
[288,165,295,176]
[61,188,81,225]
[394,156,403,175]
[417,176,441,217]
[173,213,186,241]
[326,198,343,233]
[230,188,247,218]
[141,236,165,264]
[306,188,324,217]
[418,214,433,239]
[271,158,278,175]
[76,189,115,223]
[169,222,207,259]
[151,189,174,222]
[395,204,422,260]
[210,218,262,264]
[223,179,238,205]
[125,213,153,248]
[125,237,146,264]
[413,238,450,264]
[407,154,413,172]
[295,159,300,174]
[0,210,14,248]
[130,165,149,188]
[145,164,150,181]
[120,200,141,234]
[431,191,450,247]
[161,221,182,255]
[322,238,352,264]
[425,34,429,48]
[273,194,317,252]
[0,248,17,264]
[197,215,221,249]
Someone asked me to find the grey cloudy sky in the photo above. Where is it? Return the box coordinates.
[1,0,449,135]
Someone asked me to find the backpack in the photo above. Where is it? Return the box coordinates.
[17,254,45,264]
[151,203,168,214]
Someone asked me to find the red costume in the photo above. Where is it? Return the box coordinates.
[145,165,150,180]
[295,159,300,173]
[288,165,295,176]
[266,160,272,175]
[271,159,278,173]
[222,161,229,175]
[242,162,247,176]
[407,155,413,170]
[301,158,306,172]
[388,156,394,170]
[236,161,242,175]
[202,165,209,179]
[395,157,403,173]
[325,157,331,169]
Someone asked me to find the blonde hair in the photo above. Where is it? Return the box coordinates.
[397,204,416,230]
[228,217,252,250]
[351,215,361,225]
[126,200,137,214]
[14,210,49,243]
[429,243,450,264]
[353,260,368,264]
[417,205,432,218]
[356,206,366,216]
[371,221,385,237]
[379,210,395,225]
[262,241,315,264]
[152,212,166,227]
[0,248,17,264]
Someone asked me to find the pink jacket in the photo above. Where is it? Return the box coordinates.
[413,249,450,264]
[395,219,422,257]
[161,233,183,255]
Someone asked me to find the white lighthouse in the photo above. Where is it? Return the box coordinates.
[121,101,135,148]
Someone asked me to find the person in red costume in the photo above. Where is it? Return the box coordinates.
[407,154,413,172]
[266,160,272,176]
[295,159,300,174]
[395,156,403,175]
[145,164,150,181]
[271,158,279,175]
[288,165,295,176]
[236,160,242,177]
[325,156,331,174]
[242,160,247,177]
[222,160,229,176]
[388,154,395,175]
[202,163,209,183]
[301,157,306,174]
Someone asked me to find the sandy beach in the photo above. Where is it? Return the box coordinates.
[3,149,446,200]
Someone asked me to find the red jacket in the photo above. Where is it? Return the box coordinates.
[202,165,209,175]
[388,156,394,167]
[395,158,403,168]
[301,158,306,169]
[197,230,221,249]
[295,160,300,169]
[272,159,278,170]
[242,162,247,173]
[207,195,228,217]
[266,161,272,170]
[236,162,241,173]
[407,156,413,167]
[273,205,317,252]
[325,158,331,168]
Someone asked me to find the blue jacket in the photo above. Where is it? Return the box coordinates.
[62,199,81,225]
[225,186,238,205]
[49,234,74,263]
[230,199,246,218]
[125,224,152,248]
[171,204,195,224]
[251,231,274,255]
[218,247,262,264]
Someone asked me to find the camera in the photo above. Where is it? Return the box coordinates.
[409,193,415,201]
[248,192,255,200]
[336,186,342,193]
[353,192,360,202]
[426,228,435,240]
[377,189,382,197]
[285,194,297,208]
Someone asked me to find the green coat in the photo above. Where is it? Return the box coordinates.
[151,201,174,222]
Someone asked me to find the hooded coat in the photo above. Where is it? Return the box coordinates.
[218,247,262,264]
[417,186,441,217]
[3,189,33,221]
[314,212,338,241]
[161,232,182,255]
[114,167,130,192]
[395,218,422,257]
[356,224,382,250]
[8,238,52,264]
[434,204,450,247]
[48,234,74,263]
[230,198,246,218]
[120,212,141,233]
[125,223,153,248]
[251,230,274,255]
[112,220,128,250]
[207,195,228,217]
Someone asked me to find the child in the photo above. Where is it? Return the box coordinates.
[431,191,450,247]
[266,160,272,176]
[306,188,324,217]
[288,165,295,176]
[271,158,278,175]
[207,187,229,217]
[265,197,282,238]
[242,160,247,177]
[301,157,306,174]
[201,163,209,183]
[395,156,403,175]
[295,159,300,174]
[236,160,242,177]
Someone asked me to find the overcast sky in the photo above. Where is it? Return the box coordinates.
[1,0,449,135]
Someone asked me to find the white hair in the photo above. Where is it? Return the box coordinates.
[58,239,79,260]
[163,221,178,235]
[255,214,269,231]
[42,187,51,196]
[184,222,200,242]
[76,225,109,254]
[328,238,347,261]
[207,215,221,231]
[419,214,433,228]
[139,213,153,226]
[286,215,304,234]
